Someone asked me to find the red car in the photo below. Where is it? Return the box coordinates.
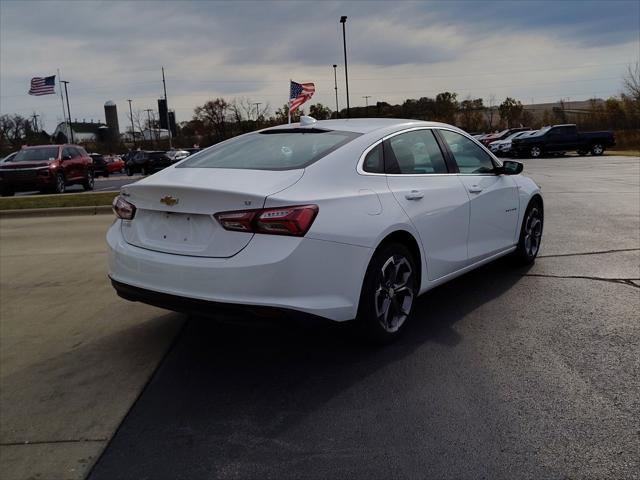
[106,155,125,174]
[0,144,94,196]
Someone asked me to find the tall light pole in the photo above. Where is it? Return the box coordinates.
[162,67,173,149]
[127,99,135,146]
[144,108,154,147]
[60,80,74,143]
[339,16,350,118]
[362,95,371,117]
[332,64,339,119]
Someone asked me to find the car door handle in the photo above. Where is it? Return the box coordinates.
[468,186,483,194]
[405,190,424,200]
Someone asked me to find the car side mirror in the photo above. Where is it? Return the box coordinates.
[501,160,523,175]
[62,154,72,161]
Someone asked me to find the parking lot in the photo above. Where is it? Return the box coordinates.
[1,155,638,479]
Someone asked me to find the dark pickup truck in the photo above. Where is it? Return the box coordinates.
[511,124,615,158]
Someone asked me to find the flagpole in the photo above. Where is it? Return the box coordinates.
[287,79,291,125]
[57,69,68,141]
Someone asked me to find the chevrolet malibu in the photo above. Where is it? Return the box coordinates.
[108,118,543,343]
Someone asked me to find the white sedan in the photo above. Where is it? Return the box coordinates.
[108,118,543,342]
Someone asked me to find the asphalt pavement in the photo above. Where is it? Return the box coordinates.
[1,155,638,480]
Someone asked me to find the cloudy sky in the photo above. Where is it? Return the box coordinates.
[1,0,638,131]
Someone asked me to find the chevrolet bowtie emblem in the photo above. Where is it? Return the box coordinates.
[160,195,179,206]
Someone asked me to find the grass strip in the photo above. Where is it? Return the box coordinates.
[0,191,118,210]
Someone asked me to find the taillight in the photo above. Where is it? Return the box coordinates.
[214,205,318,236]
[112,195,136,220]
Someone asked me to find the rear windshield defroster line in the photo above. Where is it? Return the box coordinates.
[177,129,361,171]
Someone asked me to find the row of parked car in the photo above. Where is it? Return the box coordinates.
[0,145,202,196]
[473,124,616,158]
[121,148,200,176]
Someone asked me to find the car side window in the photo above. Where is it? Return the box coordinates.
[438,130,495,174]
[385,130,448,175]
[363,144,384,173]
[62,147,74,159]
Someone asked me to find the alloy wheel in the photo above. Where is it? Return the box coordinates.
[524,207,543,258]
[530,146,541,158]
[592,144,603,155]
[374,255,414,333]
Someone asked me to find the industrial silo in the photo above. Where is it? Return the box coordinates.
[104,100,120,143]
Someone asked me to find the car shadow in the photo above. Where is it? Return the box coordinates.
[89,257,533,479]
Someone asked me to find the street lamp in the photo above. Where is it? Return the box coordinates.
[332,64,339,119]
[339,15,350,118]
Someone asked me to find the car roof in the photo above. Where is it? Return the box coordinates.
[266,118,455,134]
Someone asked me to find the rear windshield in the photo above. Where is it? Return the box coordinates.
[178,129,361,170]
[11,147,59,162]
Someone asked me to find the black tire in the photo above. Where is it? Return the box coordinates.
[141,165,148,176]
[126,166,133,176]
[54,173,66,194]
[513,198,544,265]
[83,170,94,191]
[529,146,543,158]
[357,243,417,344]
[590,143,604,156]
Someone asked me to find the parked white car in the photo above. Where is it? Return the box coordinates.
[108,118,543,342]
[166,149,191,163]
[489,130,536,155]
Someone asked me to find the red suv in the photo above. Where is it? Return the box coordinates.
[0,144,94,196]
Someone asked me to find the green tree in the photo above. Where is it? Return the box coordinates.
[499,97,524,127]
[434,92,458,124]
[309,103,332,120]
[273,104,302,124]
[458,97,485,132]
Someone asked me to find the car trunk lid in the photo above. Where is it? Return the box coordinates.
[120,167,303,257]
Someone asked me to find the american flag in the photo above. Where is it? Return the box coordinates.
[28,75,56,96]
[289,80,315,113]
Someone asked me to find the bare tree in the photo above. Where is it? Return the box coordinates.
[622,62,640,102]
[484,94,498,130]
[194,98,229,141]
[230,98,270,123]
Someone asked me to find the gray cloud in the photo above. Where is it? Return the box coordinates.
[1,0,637,131]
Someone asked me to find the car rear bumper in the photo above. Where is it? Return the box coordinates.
[107,220,372,321]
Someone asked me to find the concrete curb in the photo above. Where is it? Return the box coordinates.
[0,205,113,218]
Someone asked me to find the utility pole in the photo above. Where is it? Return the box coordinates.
[162,67,173,149]
[362,95,371,117]
[60,80,74,143]
[31,113,40,131]
[127,99,135,146]
[339,16,350,118]
[252,102,262,121]
[144,109,154,147]
[332,64,339,118]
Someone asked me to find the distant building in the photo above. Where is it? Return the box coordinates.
[52,121,108,144]
[142,128,170,141]
[104,101,120,143]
